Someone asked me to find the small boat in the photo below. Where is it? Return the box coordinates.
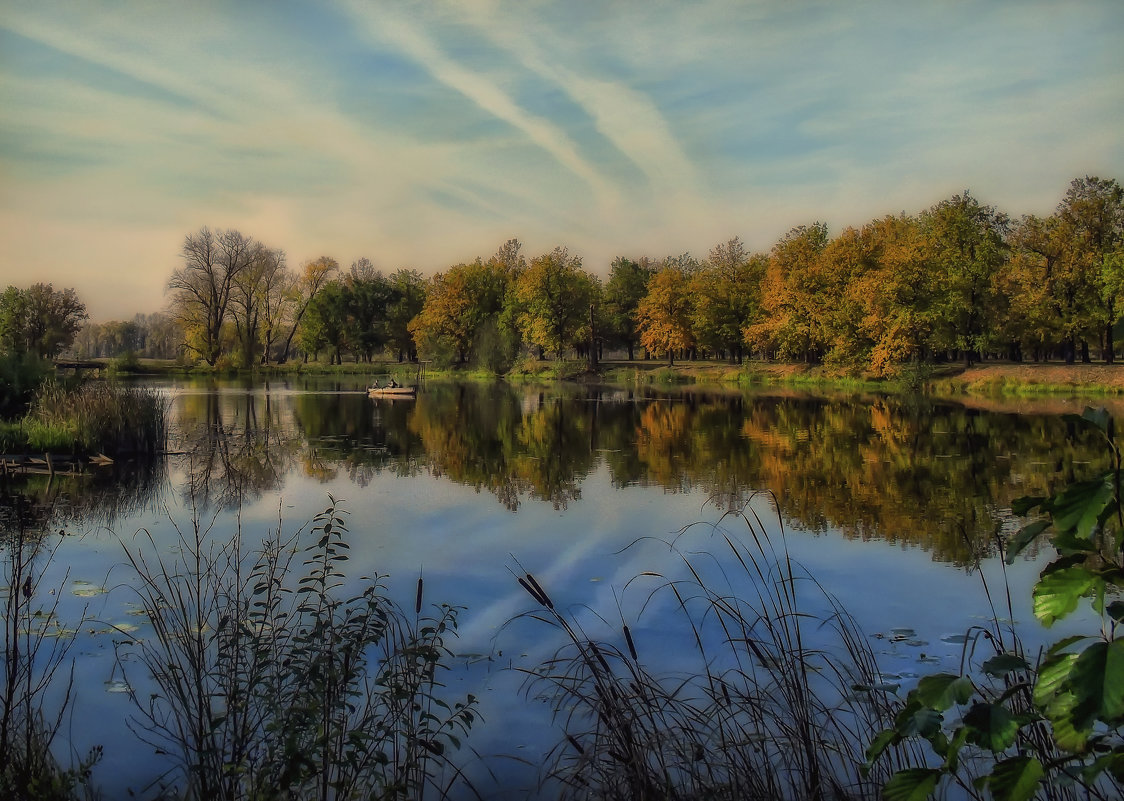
[368,385,417,398]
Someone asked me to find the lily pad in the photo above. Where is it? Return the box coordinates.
[71,581,107,598]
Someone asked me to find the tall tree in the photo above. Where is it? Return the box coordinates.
[387,269,427,362]
[747,223,830,363]
[637,264,694,364]
[1057,176,1124,362]
[5,284,88,358]
[168,227,257,366]
[921,192,1009,365]
[345,260,394,362]
[691,238,764,363]
[0,286,30,356]
[280,256,338,363]
[603,257,655,360]
[514,247,595,360]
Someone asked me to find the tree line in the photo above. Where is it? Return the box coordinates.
[39,174,1124,373]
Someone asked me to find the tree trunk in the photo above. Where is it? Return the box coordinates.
[1105,322,1115,364]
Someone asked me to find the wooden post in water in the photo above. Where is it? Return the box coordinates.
[588,304,598,369]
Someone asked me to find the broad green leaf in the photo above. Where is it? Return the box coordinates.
[865,728,898,767]
[1043,474,1115,541]
[963,702,1019,752]
[1004,520,1050,563]
[914,673,974,710]
[1072,639,1124,723]
[1034,641,1124,752]
[884,768,941,801]
[894,705,944,740]
[982,653,1030,677]
[1033,564,1101,626]
[1033,651,1078,710]
[979,756,1044,801]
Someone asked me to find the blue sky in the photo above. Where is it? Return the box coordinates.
[1,0,1121,320]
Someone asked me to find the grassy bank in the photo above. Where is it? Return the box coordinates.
[93,355,1124,397]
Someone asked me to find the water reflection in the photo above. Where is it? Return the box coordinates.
[2,380,1107,563]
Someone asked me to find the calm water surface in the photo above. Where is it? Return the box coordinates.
[1,377,1111,796]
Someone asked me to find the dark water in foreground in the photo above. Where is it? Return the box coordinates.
[1,377,1110,796]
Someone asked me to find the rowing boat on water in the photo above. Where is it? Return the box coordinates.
[367,386,417,398]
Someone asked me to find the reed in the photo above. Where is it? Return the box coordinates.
[115,494,478,800]
[511,496,924,800]
[1,522,99,800]
[28,381,167,455]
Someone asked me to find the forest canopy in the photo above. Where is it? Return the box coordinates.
[62,175,1124,374]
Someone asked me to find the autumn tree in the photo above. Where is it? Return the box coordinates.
[410,245,517,367]
[229,245,286,368]
[280,256,338,363]
[1003,214,1089,362]
[637,263,694,364]
[514,247,596,360]
[1057,176,1124,362]
[747,223,830,362]
[602,257,655,360]
[839,215,938,373]
[253,249,292,365]
[168,227,258,366]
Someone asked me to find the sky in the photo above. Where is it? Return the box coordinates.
[0,0,1122,321]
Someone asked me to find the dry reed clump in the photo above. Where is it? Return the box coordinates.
[511,497,925,801]
[29,381,167,455]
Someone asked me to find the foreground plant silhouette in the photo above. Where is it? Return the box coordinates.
[867,407,1124,801]
[116,495,477,800]
[512,498,923,800]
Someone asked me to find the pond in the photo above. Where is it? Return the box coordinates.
[1,376,1111,798]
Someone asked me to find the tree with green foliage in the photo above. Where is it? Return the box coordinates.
[300,279,351,364]
[388,269,426,362]
[514,247,596,360]
[692,238,765,363]
[603,257,655,360]
[1057,176,1124,363]
[0,283,87,359]
[922,192,1009,365]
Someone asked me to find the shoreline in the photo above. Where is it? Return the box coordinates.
[91,358,1124,398]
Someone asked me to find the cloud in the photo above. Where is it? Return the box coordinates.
[338,0,619,212]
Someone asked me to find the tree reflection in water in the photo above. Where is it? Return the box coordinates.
[3,380,1108,564]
